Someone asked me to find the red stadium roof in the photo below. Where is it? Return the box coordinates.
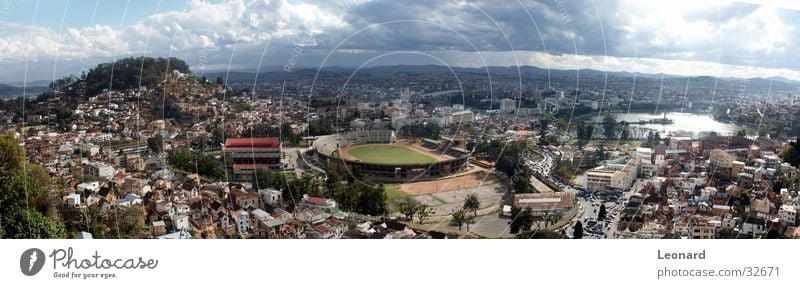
[224,137,280,148]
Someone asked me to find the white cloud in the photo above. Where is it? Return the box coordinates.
[0,0,799,81]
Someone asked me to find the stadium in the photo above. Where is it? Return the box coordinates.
[311,130,470,181]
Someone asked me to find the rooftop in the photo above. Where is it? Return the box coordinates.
[513,193,574,211]
[224,137,280,149]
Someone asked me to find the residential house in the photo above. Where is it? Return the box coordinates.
[232,210,251,234]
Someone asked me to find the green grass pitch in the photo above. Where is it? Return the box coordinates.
[346,145,437,164]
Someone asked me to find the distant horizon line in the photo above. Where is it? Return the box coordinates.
[3,63,799,86]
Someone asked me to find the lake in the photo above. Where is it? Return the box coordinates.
[594,112,746,138]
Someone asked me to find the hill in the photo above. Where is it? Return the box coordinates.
[56,57,192,97]
[0,84,49,99]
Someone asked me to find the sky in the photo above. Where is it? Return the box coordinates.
[1,0,799,83]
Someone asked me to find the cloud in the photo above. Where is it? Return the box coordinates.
[0,0,799,82]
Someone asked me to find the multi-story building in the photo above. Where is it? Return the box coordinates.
[85,162,115,179]
[223,137,283,181]
[779,205,798,226]
[449,110,474,124]
[586,157,638,191]
[500,98,515,113]
[232,210,251,234]
[688,218,716,239]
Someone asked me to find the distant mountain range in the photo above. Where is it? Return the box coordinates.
[5,63,798,99]
[204,64,800,91]
[0,83,50,99]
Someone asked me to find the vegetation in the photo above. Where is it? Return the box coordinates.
[417,204,434,224]
[0,133,67,239]
[473,139,535,193]
[324,172,387,216]
[780,137,800,167]
[147,136,163,154]
[449,208,474,231]
[463,193,480,217]
[602,115,617,140]
[598,204,607,221]
[509,206,534,234]
[398,198,421,222]
[168,149,226,181]
[58,56,191,97]
[249,122,301,146]
[398,122,441,139]
[516,229,564,239]
[573,221,584,239]
[396,197,434,224]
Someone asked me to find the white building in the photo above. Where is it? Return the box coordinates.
[449,110,474,124]
[76,181,100,193]
[85,162,114,179]
[258,189,282,207]
[740,218,766,236]
[500,98,516,113]
[172,214,190,231]
[66,193,81,207]
[232,210,251,234]
[586,158,638,191]
[779,205,798,226]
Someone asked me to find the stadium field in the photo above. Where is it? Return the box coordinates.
[345,145,437,164]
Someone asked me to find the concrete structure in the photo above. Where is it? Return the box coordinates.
[85,162,114,179]
[688,218,716,239]
[312,130,469,181]
[709,149,734,168]
[232,210,251,234]
[500,98,515,113]
[780,205,798,226]
[172,214,190,231]
[223,137,283,181]
[586,157,638,191]
[449,110,474,124]
[66,193,81,207]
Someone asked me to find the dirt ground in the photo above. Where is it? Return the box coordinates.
[400,171,499,195]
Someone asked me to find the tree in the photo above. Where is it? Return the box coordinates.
[0,133,23,175]
[398,198,421,222]
[517,229,564,239]
[463,193,480,217]
[573,221,584,239]
[147,136,163,153]
[543,211,563,227]
[105,205,146,239]
[509,206,534,234]
[597,144,606,161]
[0,134,67,239]
[417,204,434,224]
[464,214,476,232]
[450,208,467,231]
[538,117,550,138]
[598,204,607,221]
[780,145,800,167]
[602,115,617,139]
[620,122,630,140]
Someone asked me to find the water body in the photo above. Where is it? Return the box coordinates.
[595,112,745,138]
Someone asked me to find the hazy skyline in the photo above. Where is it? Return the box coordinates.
[1,0,800,82]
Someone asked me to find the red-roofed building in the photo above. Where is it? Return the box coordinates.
[223,137,283,181]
